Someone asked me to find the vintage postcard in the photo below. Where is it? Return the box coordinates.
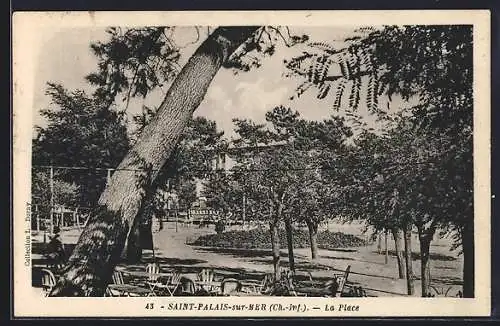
[12,10,491,317]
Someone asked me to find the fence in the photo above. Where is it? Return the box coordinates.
[30,163,429,235]
[31,164,116,233]
[29,203,92,232]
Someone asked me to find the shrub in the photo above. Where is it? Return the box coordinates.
[189,228,366,249]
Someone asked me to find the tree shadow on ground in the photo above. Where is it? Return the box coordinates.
[434,265,457,270]
[192,247,334,274]
[277,260,331,272]
[345,278,407,296]
[350,258,395,266]
[312,263,398,281]
[372,250,457,261]
[117,256,208,273]
[144,256,207,266]
[193,246,290,258]
[117,260,267,282]
[428,276,463,286]
[431,243,450,247]
[352,285,408,296]
[320,248,358,253]
[31,242,77,265]
[191,246,398,281]
[318,253,356,261]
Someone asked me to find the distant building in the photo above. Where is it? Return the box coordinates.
[180,143,290,223]
[196,142,287,196]
[188,197,219,224]
[158,189,179,209]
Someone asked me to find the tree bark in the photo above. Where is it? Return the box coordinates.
[49,26,259,297]
[270,220,281,281]
[403,226,415,295]
[384,229,389,264]
[126,215,143,263]
[462,220,474,297]
[419,234,432,297]
[377,232,382,254]
[124,186,158,263]
[307,221,319,260]
[284,215,295,273]
[391,227,405,279]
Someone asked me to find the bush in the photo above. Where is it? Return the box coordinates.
[189,228,366,249]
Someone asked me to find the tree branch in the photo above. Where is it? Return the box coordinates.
[125,64,140,109]
[254,27,266,45]
[267,26,293,47]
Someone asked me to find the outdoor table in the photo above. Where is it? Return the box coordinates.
[215,270,238,275]
[107,284,152,296]
[296,280,324,287]
[240,280,263,294]
[234,292,264,297]
[293,286,333,297]
[194,280,222,294]
[123,270,172,279]
[122,271,177,296]
[214,270,239,279]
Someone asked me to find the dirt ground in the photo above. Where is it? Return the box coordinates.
[31,221,464,297]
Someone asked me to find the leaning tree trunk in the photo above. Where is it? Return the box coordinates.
[391,227,405,279]
[284,215,295,274]
[403,226,415,295]
[307,221,319,260]
[419,234,432,297]
[462,219,474,297]
[49,26,259,297]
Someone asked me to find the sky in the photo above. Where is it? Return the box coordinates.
[32,26,381,140]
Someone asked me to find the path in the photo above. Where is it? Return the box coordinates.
[145,223,463,297]
[31,222,463,297]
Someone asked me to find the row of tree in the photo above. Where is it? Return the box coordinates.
[36,25,473,297]
[202,102,471,298]
[202,25,473,297]
[203,106,351,266]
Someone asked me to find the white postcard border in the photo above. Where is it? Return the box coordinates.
[12,10,491,317]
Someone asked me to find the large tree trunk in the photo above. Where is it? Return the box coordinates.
[307,221,319,260]
[269,198,284,281]
[391,227,405,279]
[270,220,281,281]
[462,220,474,297]
[126,214,143,263]
[419,234,432,297]
[124,188,156,263]
[284,216,295,273]
[403,226,415,295]
[49,26,259,297]
[384,229,389,264]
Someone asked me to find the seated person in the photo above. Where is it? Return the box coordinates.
[45,226,66,268]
